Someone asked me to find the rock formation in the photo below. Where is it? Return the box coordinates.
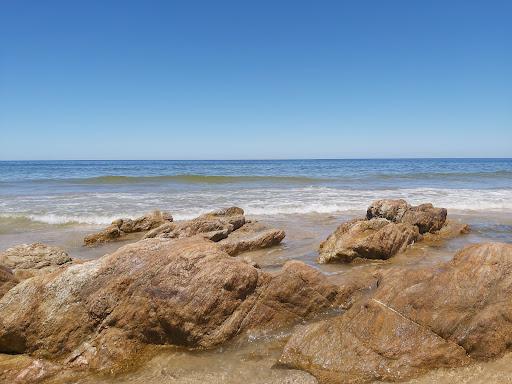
[0,236,341,371]
[319,199,461,263]
[0,243,72,280]
[85,206,286,256]
[280,242,512,383]
[84,210,173,245]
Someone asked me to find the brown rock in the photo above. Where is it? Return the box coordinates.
[0,236,340,370]
[0,265,18,298]
[117,210,173,233]
[366,199,411,222]
[318,218,420,263]
[84,210,173,246]
[367,199,447,233]
[280,242,512,383]
[143,207,246,241]
[0,243,72,280]
[217,222,286,256]
[401,203,447,233]
[278,299,470,384]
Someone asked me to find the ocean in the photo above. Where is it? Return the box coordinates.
[1,158,511,226]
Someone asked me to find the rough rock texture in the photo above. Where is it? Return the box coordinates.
[0,237,341,370]
[281,242,512,383]
[318,218,420,263]
[144,209,245,241]
[0,243,72,280]
[142,207,285,255]
[367,199,447,234]
[217,222,286,256]
[84,210,173,245]
[401,203,447,234]
[366,199,410,222]
[0,266,18,298]
[320,200,457,263]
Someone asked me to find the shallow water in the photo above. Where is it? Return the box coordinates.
[1,159,512,383]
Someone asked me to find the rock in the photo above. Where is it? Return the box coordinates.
[421,220,470,243]
[84,210,173,246]
[278,298,470,384]
[318,218,420,263]
[366,199,411,222]
[280,242,512,383]
[117,210,173,233]
[320,200,457,263]
[0,243,72,280]
[143,207,246,240]
[367,199,447,234]
[401,203,447,234]
[0,266,18,298]
[0,236,340,370]
[217,222,286,256]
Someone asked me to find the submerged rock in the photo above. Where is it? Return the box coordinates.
[0,236,340,370]
[319,200,458,263]
[0,243,72,280]
[280,242,512,383]
[84,210,173,246]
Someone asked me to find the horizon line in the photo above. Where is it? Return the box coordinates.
[0,157,511,162]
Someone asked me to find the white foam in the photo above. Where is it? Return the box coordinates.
[1,187,511,225]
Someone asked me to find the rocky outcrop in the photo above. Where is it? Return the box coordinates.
[84,210,173,245]
[0,236,340,371]
[367,199,447,234]
[0,243,72,280]
[0,266,18,298]
[318,218,421,263]
[142,207,285,255]
[280,242,512,383]
[84,207,285,256]
[143,208,245,241]
[319,200,459,263]
[217,222,286,256]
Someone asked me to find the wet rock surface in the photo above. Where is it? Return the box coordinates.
[280,242,512,383]
[0,243,72,280]
[319,200,459,263]
[0,236,341,371]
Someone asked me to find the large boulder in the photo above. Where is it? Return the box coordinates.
[0,243,72,280]
[0,236,341,371]
[84,210,173,245]
[280,242,512,383]
[320,200,458,263]
[318,218,420,263]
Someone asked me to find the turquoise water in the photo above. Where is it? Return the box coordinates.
[0,159,511,224]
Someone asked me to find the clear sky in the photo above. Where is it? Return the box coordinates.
[0,0,511,160]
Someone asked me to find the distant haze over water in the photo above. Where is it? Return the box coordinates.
[0,159,511,225]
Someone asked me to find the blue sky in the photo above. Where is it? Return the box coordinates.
[1,0,511,160]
